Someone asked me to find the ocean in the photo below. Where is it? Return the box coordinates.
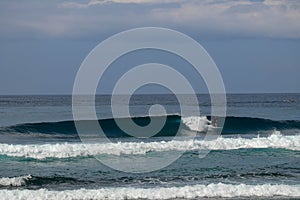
[0,94,299,199]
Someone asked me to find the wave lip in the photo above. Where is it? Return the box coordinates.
[0,183,299,199]
[0,133,299,159]
[0,175,32,187]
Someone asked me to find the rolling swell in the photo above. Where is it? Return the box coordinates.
[220,116,300,134]
[1,171,298,189]
[0,115,182,138]
[0,115,300,137]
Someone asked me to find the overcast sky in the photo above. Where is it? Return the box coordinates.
[0,0,300,94]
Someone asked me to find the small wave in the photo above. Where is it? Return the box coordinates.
[0,133,299,159]
[0,175,32,187]
[0,183,299,199]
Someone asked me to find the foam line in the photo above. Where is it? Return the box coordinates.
[0,183,299,199]
[0,133,299,159]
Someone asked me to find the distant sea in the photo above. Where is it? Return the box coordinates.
[0,94,299,199]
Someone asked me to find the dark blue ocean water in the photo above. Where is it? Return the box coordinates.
[0,94,299,199]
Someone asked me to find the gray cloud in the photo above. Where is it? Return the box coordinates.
[0,0,300,39]
[58,0,181,8]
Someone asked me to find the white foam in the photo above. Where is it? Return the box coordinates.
[0,133,299,159]
[0,175,32,186]
[0,183,299,199]
[182,116,210,132]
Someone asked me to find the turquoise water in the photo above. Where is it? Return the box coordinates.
[0,94,299,199]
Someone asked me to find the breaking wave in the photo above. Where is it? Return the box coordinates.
[0,115,300,137]
[0,175,32,187]
[0,133,299,159]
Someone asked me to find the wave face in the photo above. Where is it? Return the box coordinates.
[0,183,299,199]
[221,116,300,134]
[0,115,183,138]
[0,133,298,159]
[1,115,300,137]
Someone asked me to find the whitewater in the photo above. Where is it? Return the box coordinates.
[0,133,299,159]
[0,182,299,199]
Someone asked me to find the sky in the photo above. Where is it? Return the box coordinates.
[0,0,300,94]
